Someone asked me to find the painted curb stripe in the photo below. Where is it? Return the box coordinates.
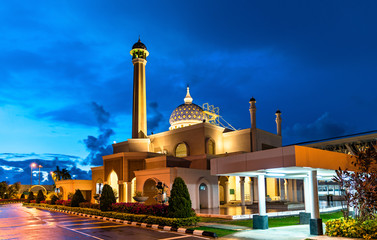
[23,205,217,238]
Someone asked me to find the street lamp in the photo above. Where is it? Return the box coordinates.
[38,165,43,185]
[30,163,36,187]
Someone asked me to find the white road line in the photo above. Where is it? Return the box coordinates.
[158,235,189,240]
[58,225,105,240]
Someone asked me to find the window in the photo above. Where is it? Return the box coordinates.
[175,142,188,157]
[207,139,215,154]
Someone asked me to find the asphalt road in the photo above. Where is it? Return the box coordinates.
[0,204,209,240]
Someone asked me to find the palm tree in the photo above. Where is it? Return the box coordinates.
[53,166,72,181]
[61,168,72,180]
[53,166,62,181]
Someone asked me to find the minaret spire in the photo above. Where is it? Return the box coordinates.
[184,86,193,104]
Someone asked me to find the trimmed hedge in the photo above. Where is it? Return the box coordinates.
[111,202,168,216]
[23,203,199,227]
[326,218,377,239]
[0,199,25,204]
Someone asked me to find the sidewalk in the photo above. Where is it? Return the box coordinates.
[204,224,361,240]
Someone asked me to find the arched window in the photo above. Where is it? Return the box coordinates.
[175,142,188,157]
[207,139,215,155]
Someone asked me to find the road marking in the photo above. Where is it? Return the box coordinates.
[58,225,105,240]
[60,221,106,226]
[57,219,99,223]
[158,236,190,240]
[74,224,126,230]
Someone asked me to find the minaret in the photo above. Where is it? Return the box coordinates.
[249,97,257,151]
[130,38,149,138]
[275,110,282,136]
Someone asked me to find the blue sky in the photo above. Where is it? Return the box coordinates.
[1,1,377,184]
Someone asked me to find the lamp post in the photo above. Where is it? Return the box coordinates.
[30,163,36,187]
[38,165,43,185]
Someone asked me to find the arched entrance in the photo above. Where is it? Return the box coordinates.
[108,170,119,202]
[29,185,47,194]
[218,176,229,205]
[143,178,158,205]
[199,183,209,209]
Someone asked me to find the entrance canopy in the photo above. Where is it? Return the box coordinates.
[211,145,355,180]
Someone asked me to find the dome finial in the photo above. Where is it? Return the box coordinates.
[184,86,193,104]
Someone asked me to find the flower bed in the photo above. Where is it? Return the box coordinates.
[23,202,199,227]
[111,202,169,217]
[326,218,377,239]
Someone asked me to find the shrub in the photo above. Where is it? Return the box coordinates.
[23,203,199,227]
[27,192,35,203]
[51,194,59,205]
[100,184,116,211]
[62,200,71,206]
[71,189,86,207]
[79,202,100,209]
[20,193,25,199]
[111,202,169,216]
[36,190,45,204]
[168,177,194,218]
[326,218,377,239]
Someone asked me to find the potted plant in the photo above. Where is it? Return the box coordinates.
[133,191,148,203]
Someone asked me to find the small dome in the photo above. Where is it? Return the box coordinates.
[276,109,281,114]
[169,87,206,130]
[132,38,147,50]
[250,97,256,102]
[169,103,206,126]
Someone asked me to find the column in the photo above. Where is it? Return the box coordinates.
[249,177,254,203]
[240,177,245,206]
[293,179,298,202]
[224,181,230,204]
[309,170,322,235]
[253,174,268,229]
[300,177,312,224]
[280,179,286,201]
[125,182,132,202]
[284,179,288,201]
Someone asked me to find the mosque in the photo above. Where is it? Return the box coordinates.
[56,39,361,235]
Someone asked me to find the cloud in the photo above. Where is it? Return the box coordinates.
[283,112,348,144]
[0,153,90,184]
[148,102,164,133]
[83,103,115,166]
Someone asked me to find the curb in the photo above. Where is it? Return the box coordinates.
[32,206,217,238]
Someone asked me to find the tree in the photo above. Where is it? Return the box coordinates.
[0,181,8,199]
[61,168,72,180]
[20,193,25,199]
[334,146,377,221]
[53,166,72,181]
[27,191,35,203]
[36,190,45,203]
[99,184,116,211]
[71,189,86,207]
[8,182,20,199]
[168,177,194,218]
[51,194,59,205]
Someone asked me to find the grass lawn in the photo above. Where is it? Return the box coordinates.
[200,211,343,228]
[188,226,237,238]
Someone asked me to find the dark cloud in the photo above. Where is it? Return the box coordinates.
[83,130,114,166]
[91,102,111,129]
[83,103,115,165]
[283,113,349,145]
[147,102,164,133]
